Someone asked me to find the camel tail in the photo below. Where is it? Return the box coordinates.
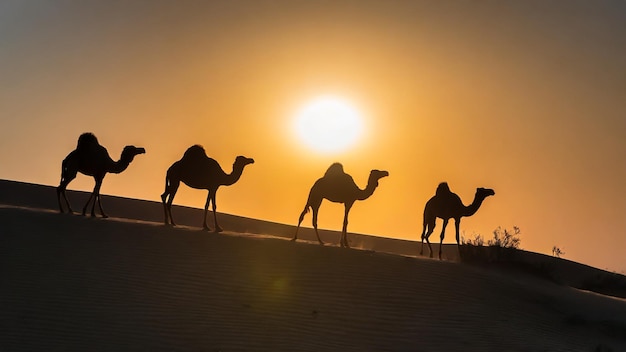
[421,207,430,239]
[59,151,78,185]
[161,164,173,199]
[297,203,310,224]
[60,159,67,181]
[298,182,321,225]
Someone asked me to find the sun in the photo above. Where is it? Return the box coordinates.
[293,96,364,153]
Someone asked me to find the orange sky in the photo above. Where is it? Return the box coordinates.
[1,1,624,271]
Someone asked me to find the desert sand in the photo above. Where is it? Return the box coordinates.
[1,179,625,351]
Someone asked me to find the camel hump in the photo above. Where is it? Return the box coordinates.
[77,132,99,150]
[182,145,207,161]
[324,162,345,177]
[436,182,451,196]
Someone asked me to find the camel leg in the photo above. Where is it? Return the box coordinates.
[438,219,449,260]
[57,176,76,214]
[455,218,461,247]
[96,193,108,218]
[211,191,223,233]
[161,192,170,225]
[341,202,353,248]
[202,191,212,231]
[57,187,67,213]
[292,206,309,241]
[89,178,104,217]
[95,177,108,218]
[58,161,77,213]
[419,231,425,255]
[420,218,435,257]
[82,193,95,216]
[62,191,74,213]
[162,179,180,226]
[311,205,324,245]
[90,193,97,217]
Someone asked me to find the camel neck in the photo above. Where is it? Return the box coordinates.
[463,196,486,217]
[223,164,245,186]
[107,150,135,174]
[357,180,378,200]
[109,158,132,174]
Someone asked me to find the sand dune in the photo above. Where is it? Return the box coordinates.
[1,179,626,351]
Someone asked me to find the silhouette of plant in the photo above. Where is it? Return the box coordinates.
[461,226,521,249]
[460,227,568,283]
[552,245,565,258]
[460,226,522,263]
[461,233,484,246]
[488,226,521,249]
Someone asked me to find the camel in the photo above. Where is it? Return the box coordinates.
[161,145,254,232]
[57,132,146,217]
[420,182,495,259]
[292,163,389,248]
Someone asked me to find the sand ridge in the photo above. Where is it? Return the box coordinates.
[0,205,625,351]
[2,180,626,351]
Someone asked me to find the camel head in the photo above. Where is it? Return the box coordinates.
[121,145,146,162]
[476,187,495,200]
[234,155,255,168]
[368,169,389,186]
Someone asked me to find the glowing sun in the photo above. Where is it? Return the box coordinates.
[293,96,364,153]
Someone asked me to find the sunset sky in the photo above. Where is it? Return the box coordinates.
[1,1,624,271]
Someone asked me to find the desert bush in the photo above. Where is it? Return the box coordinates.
[461,233,484,246]
[488,226,521,249]
[460,226,522,264]
[460,227,564,282]
[552,245,565,258]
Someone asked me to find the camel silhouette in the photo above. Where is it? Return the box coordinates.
[57,132,146,217]
[161,145,254,232]
[292,163,389,248]
[420,182,495,259]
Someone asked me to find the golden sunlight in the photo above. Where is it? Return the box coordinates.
[293,96,364,153]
